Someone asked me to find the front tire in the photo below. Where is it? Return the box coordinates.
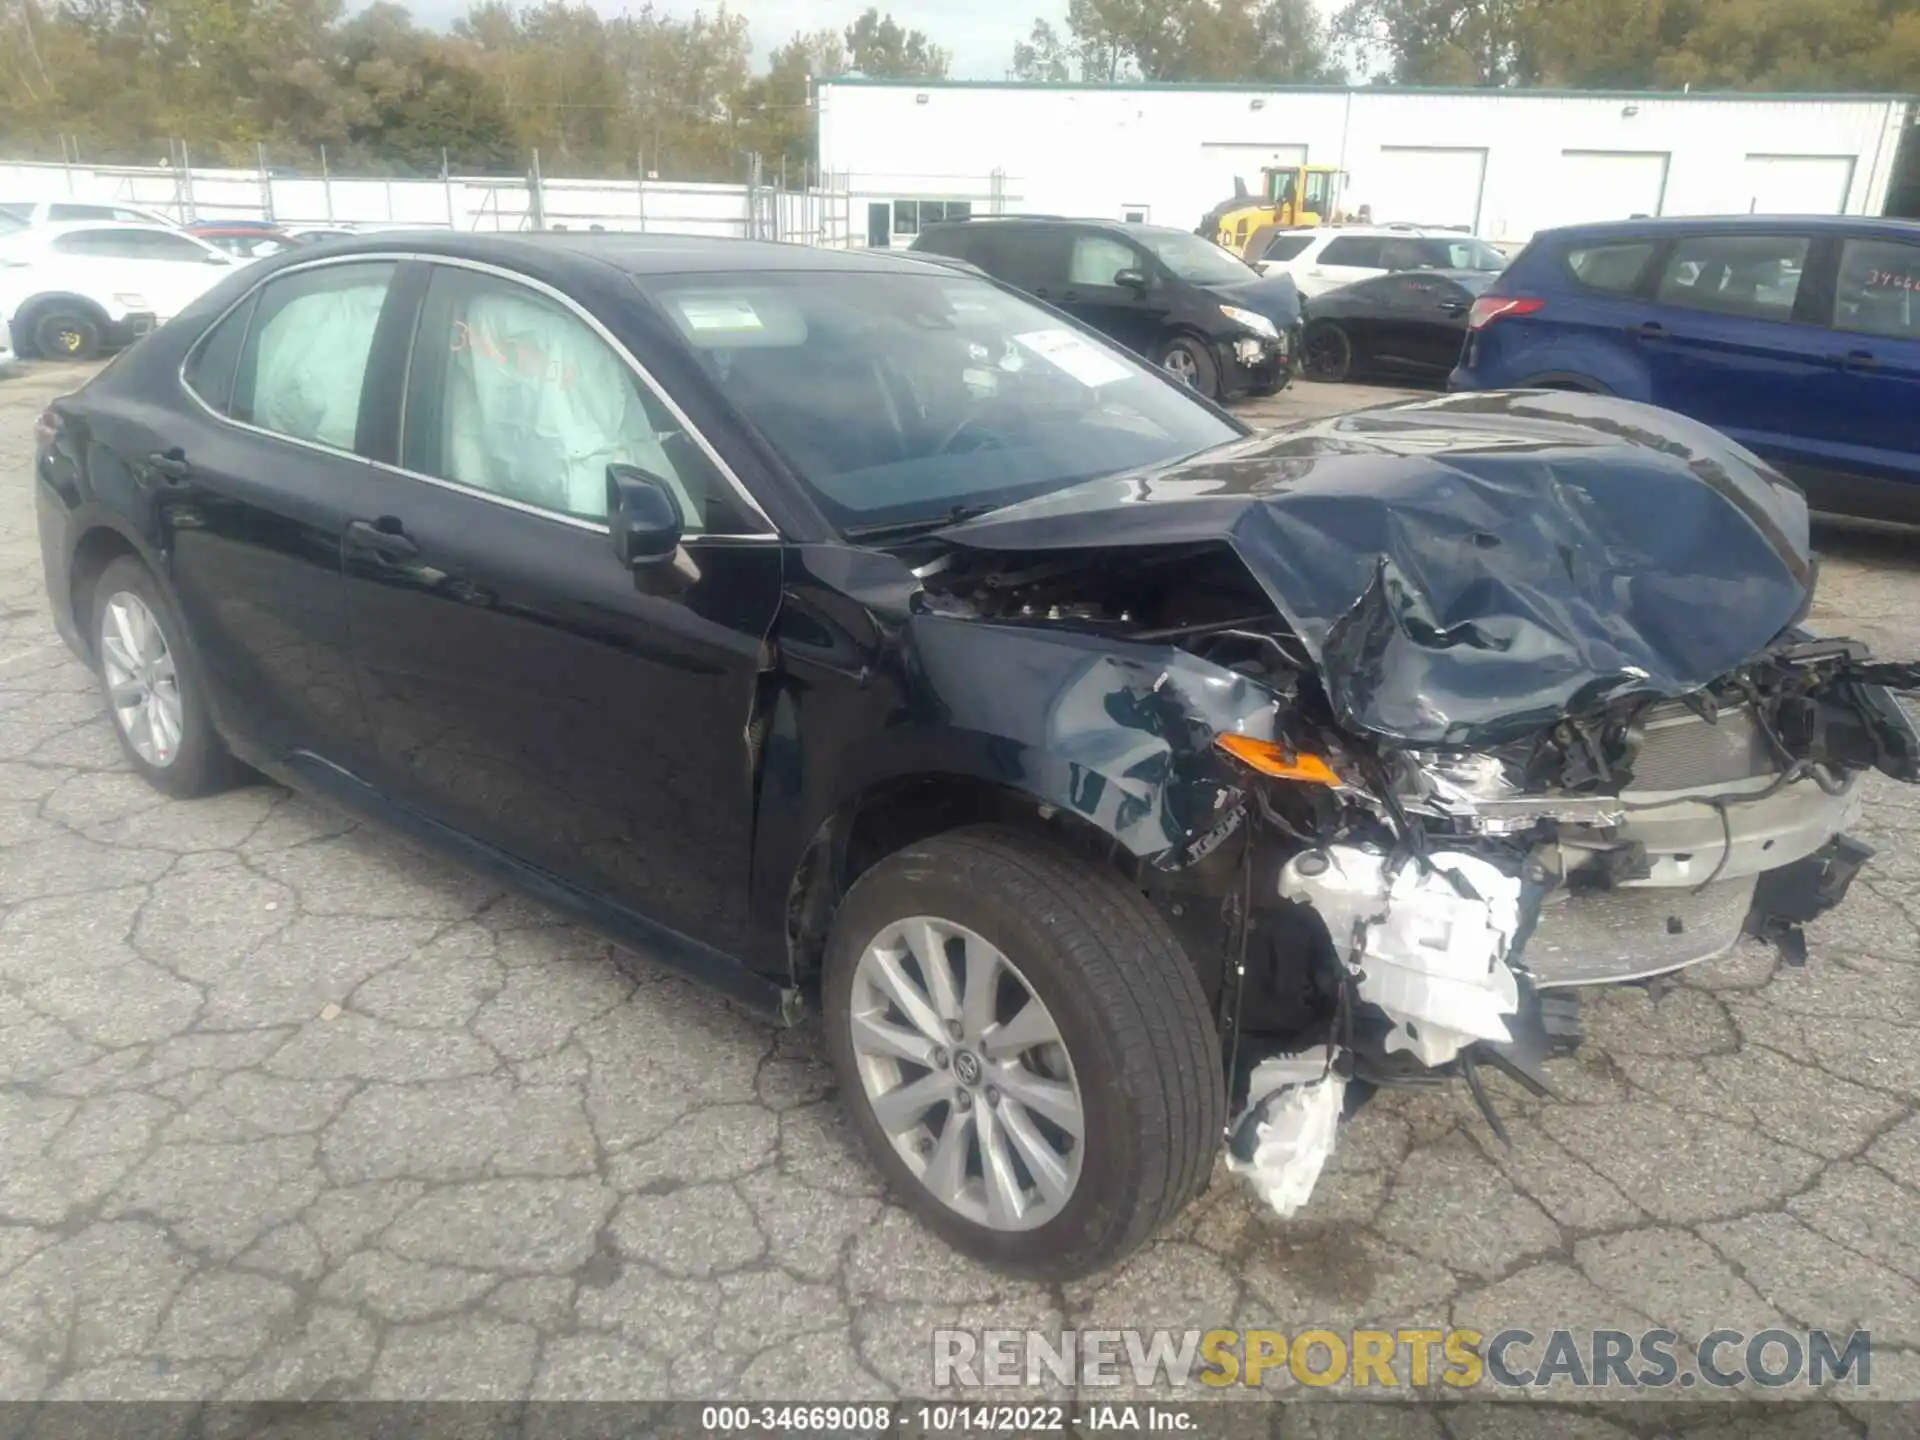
[91,556,238,798]
[1157,336,1220,400]
[822,824,1225,1280]
[32,307,102,361]
[1303,320,1352,382]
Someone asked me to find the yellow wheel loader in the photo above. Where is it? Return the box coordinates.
[1199,164,1345,254]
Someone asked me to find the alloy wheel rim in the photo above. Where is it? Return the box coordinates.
[1163,348,1199,385]
[1306,326,1346,378]
[99,592,183,768]
[849,916,1085,1232]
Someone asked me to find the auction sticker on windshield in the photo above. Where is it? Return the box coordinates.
[673,297,765,333]
[1015,328,1134,387]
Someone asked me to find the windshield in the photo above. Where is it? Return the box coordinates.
[646,270,1241,531]
[1423,237,1508,271]
[1136,230,1260,285]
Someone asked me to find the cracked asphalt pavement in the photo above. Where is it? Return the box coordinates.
[2,359,1917,1418]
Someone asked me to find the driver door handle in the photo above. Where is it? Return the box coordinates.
[144,448,192,484]
[1833,349,1879,372]
[344,517,419,561]
[1630,321,1666,341]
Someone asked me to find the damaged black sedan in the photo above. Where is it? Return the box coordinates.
[34,234,1920,1281]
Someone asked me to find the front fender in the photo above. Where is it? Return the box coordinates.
[890,615,1283,858]
[745,590,1293,978]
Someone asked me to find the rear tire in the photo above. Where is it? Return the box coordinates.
[1303,320,1352,382]
[31,307,102,362]
[822,824,1225,1281]
[1157,336,1220,400]
[90,556,239,798]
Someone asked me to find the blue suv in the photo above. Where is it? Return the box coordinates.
[1451,216,1920,521]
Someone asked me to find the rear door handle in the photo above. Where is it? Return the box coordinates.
[1630,321,1666,341]
[1834,349,1879,372]
[344,517,419,561]
[144,448,192,483]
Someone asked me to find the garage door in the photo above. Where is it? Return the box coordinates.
[1744,154,1856,214]
[1198,143,1308,204]
[1552,151,1670,228]
[1366,146,1487,231]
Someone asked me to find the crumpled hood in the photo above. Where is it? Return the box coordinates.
[937,390,1817,746]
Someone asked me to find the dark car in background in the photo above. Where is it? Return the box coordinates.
[911,216,1301,402]
[1451,215,1920,521]
[32,232,1920,1283]
[1300,269,1495,383]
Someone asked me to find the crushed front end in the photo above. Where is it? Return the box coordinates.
[1211,634,1916,1215]
[922,390,1920,1219]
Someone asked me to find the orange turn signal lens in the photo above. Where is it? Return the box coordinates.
[1215,734,1342,785]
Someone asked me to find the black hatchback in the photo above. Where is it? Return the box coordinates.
[911,217,1301,402]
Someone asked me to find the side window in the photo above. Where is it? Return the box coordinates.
[50,230,121,256]
[232,261,396,451]
[1377,238,1429,271]
[1261,235,1313,263]
[1320,237,1384,268]
[121,230,221,262]
[1833,238,1920,341]
[1564,240,1656,294]
[402,266,738,533]
[48,203,116,220]
[182,292,258,415]
[1069,234,1141,287]
[995,230,1072,291]
[1655,234,1808,320]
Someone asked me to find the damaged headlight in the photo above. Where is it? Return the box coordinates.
[1219,304,1279,339]
[1396,749,1624,834]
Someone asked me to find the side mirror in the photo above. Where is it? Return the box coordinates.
[607,464,684,575]
[1113,268,1148,291]
[206,252,231,264]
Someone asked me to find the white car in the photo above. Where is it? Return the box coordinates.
[0,222,234,360]
[1251,225,1509,299]
[0,199,178,234]
[0,313,12,368]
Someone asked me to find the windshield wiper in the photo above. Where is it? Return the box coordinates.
[843,501,1004,542]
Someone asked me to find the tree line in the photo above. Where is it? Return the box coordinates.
[0,1,950,180]
[3,0,1916,184]
[1016,0,1919,88]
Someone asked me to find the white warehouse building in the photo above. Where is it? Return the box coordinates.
[816,80,1917,249]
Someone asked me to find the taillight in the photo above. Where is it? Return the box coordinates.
[33,407,61,450]
[1467,296,1545,331]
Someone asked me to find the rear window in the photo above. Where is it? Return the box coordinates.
[1563,240,1657,294]
[1654,234,1808,322]
[1261,235,1313,262]
[1834,237,1920,341]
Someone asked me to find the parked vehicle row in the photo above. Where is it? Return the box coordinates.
[909,216,1302,402]
[34,230,1920,1281]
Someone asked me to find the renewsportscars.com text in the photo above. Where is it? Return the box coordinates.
[932,1327,1874,1390]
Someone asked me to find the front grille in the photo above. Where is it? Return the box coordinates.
[1624,702,1777,794]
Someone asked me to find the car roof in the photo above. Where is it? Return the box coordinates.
[1531,214,1920,244]
[265,229,981,278]
[23,220,190,235]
